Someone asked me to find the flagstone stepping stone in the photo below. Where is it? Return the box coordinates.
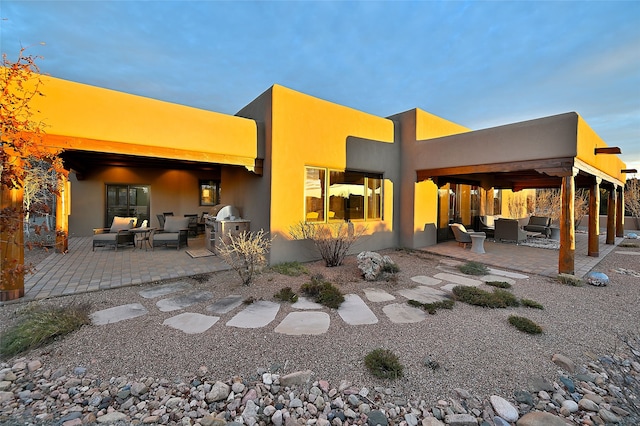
[441,283,458,292]
[397,286,449,304]
[410,276,442,286]
[156,290,214,312]
[338,294,378,325]
[480,275,516,285]
[138,281,191,299]
[383,303,426,324]
[91,303,148,325]
[274,312,330,335]
[487,268,529,279]
[615,251,640,255]
[433,273,482,287]
[363,288,396,302]
[163,312,220,334]
[226,300,280,328]
[206,295,244,314]
[292,297,324,310]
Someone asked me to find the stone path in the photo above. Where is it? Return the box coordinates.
[90,264,529,335]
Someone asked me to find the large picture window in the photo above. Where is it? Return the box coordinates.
[305,167,382,222]
[106,184,150,227]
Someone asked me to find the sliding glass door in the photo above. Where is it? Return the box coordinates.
[106,185,150,227]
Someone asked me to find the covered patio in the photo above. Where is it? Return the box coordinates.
[415,112,629,276]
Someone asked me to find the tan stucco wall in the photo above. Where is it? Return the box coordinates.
[29,75,258,168]
[69,167,221,237]
[390,109,470,248]
[238,85,396,264]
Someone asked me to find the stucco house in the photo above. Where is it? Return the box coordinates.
[1,74,630,300]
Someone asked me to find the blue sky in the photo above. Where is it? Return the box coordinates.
[2,1,639,174]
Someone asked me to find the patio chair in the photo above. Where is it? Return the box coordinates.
[479,215,499,238]
[449,223,485,248]
[184,214,198,237]
[494,218,528,243]
[92,216,137,251]
[156,214,166,229]
[153,216,189,250]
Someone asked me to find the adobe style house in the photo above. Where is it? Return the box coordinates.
[0,74,629,300]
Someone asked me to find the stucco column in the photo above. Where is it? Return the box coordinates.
[616,187,624,237]
[606,185,617,245]
[559,172,576,275]
[56,174,70,253]
[588,178,600,257]
[0,166,26,301]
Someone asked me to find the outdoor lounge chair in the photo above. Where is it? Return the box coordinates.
[523,215,552,238]
[92,216,137,251]
[479,215,500,238]
[156,213,166,229]
[449,223,485,248]
[152,216,189,250]
[494,218,528,243]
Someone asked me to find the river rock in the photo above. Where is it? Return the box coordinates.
[490,395,518,422]
[516,412,568,426]
[551,353,575,373]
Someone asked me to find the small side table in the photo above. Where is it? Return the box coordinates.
[549,227,560,241]
[131,227,156,251]
[470,233,486,254]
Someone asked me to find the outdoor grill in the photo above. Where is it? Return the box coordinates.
[204,205,250,251]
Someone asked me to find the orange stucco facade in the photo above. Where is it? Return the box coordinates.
[2,71,631,298]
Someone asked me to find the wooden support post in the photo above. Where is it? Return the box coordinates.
[559,173,576,275]
[588,179,600,257]
[485,188,494,216]
[56,175,70,253]
[616,187,624,238]
[606,185,617,245]
[0,179,26,301]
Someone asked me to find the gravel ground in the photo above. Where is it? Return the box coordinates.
[3,244,640,406]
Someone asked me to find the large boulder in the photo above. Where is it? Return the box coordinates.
[357,251,397,281]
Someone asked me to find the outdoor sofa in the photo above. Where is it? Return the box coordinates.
[523,215,552,238]
[494,218,528,243]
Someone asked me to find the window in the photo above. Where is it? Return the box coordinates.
[199,180,220,206]
[305,167,382,222]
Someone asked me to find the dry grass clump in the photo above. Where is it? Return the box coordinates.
[458,261,489,276]
[407,299,455,315]
[271,261,309,277]
[557,273,583,286]
[273,287,298,303]
[0,302,91,358]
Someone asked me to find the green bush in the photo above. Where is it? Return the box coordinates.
[408,299,454,315]
[0,302,91,358]
[271,261,308,277]
[458,261,489,276]
[520,298,544,310]
[382,262,400,274]
[508,315,543,334]
[485,281,512,289]
[452,286,519,308]
[364,349,404,379]
[274,287,299,303]
[301,275,344,309]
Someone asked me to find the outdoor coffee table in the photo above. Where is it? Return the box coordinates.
[131,227,156,251]
[525,231,543,239]
[470,233,486,254]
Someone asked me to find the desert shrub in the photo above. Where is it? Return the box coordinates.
[290,221,367,267]
[217,229,271,285]
[508,315,543,334]
[485,281,512,289]
[557,273,583,287]
[452,286,519,308]
[382,262,400,274]
[520,298,544,310]
[190,274,211,284]
[364,348,404,379]
[458,261,489,276]
[271,261,308,276]
[274,287,298,303]
[301,275,345,309]
[408,299,454,315]
[0,302,91,358]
